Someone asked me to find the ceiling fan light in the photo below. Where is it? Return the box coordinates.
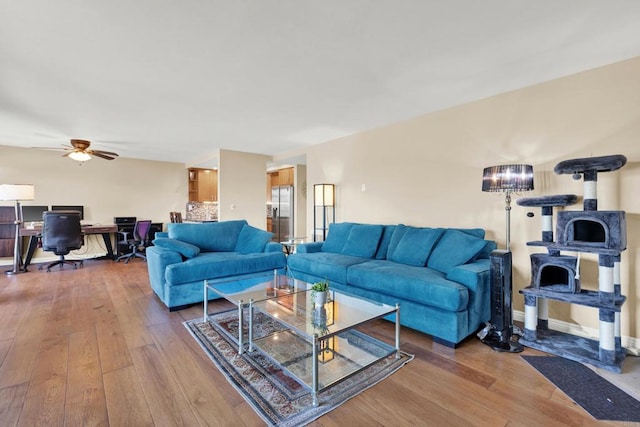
[68,151,92,162]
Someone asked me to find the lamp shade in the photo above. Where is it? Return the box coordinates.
[314,184,334,206]
[0,184,35,201]
[482,164,534,192]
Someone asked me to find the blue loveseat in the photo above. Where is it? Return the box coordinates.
[146,220,286,310]
[287,222,496,347]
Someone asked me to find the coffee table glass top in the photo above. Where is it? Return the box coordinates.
[206,271,307,306]
[252,288,396,340]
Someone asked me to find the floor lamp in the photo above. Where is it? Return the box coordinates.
[313,184,335,242]
[480,164,534,352]
[0,184,35,275]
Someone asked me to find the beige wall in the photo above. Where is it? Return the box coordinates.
[218,149,270,228]
[294,164,307,238]
[304,57,640,340]
[0,145,186,261]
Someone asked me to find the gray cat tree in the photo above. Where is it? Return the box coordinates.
[517,154,627,373]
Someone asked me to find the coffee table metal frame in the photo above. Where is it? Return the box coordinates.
[249,287,400,407]
[203,270,306,354]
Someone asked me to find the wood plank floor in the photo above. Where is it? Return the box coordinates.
[0,259,624,426]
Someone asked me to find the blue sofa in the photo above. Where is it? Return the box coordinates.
[287,222,496,347]
[146,220,286,310]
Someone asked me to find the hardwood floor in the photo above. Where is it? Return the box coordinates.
[0,260,623,426]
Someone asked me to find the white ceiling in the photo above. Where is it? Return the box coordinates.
[1,1,640,166]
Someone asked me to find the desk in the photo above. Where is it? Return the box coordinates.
[20,224,118,270]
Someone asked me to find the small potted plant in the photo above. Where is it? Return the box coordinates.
[310,279,330,307]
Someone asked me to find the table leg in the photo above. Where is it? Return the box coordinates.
[312,334,319,407]
[238,299,244,354]
[23,236,38,270]
[395,304,401,359]
[248,299,254,352]
[203,280,208,322]
[101,232,115,259]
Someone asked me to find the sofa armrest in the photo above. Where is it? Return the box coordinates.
[146,246,185,300]
[296,242,324,253]
[446,258,491,328]
[155,231,169,239]
[446,259,490,291]
[264,242,283,253]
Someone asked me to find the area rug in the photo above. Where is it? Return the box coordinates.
[522,355,640,422]
[185,310,413,427]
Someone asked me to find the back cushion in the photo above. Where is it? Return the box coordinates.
[375,225,397,259]
[389,227,445,266]
[385,224,407,259]
[234,224,273,254]
[321,222,354,253]
[168,220,247,252]
[341,224,384,259]
[427,228,489,273]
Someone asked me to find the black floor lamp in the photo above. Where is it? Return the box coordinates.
[0,184,35,275]
[480,164,534,352]
[313,184,335,242]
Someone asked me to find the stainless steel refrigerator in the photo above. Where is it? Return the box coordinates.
[271,185,294,242]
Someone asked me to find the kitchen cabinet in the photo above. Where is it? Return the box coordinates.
[188,168,218,202]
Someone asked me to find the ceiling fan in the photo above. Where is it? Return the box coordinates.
[40,139,120,161]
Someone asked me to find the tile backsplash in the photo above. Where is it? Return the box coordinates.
[186,202,218,222]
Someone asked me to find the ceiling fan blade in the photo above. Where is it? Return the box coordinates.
[91,152,116,160]
[90,149,119,157]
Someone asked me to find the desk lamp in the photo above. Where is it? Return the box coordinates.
[0,184,35,274]
[480,164,533,352]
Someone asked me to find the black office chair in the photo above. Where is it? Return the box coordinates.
[116,220,152,263]
[39,210,84,272]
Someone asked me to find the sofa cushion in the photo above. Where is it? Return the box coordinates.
[473,240,498,260]
[385,224,407,259]
[341,224,384,259]
[321,222,354,254]
[167,220,247,252]
[374,225,397,259]
[234,224,273,254]
[347,260,469,311]
[427,229,488,273]
[454,228,485,239]
[152,238,200,259]
[287,251,369,284]
[165,251,285,285]
[388,227,445,267]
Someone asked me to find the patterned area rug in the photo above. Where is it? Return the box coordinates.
[184,310,413,427]
[522,355,640,422]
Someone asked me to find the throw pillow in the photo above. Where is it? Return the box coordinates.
[389,227,445,266]
[427,229,489,273]
[341,224,384,258]
[321,222,354,253]
[152,238,200,259]
[234,224,273,254]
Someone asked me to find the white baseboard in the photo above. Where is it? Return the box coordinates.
[514,310,640,356]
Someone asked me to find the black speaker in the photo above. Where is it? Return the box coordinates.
[478,249,523,352]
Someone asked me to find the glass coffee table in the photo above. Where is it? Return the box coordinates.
[204,270,400,407]
[250,283,400,407]
[203,270,307,354]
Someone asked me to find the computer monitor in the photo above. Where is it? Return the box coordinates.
[21,205,49,222]
[51,205,84,221]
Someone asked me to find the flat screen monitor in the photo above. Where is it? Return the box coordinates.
[51,205,84,220]
[21,205,49,222]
